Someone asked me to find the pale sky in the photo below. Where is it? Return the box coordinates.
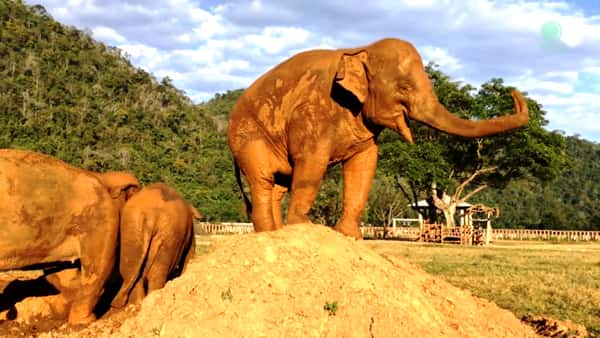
[26,0,600,142]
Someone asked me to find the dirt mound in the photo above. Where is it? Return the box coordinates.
[40,223,535,337]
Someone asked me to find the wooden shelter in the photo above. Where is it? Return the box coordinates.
[410,200,499,245]
[464,204,500,245]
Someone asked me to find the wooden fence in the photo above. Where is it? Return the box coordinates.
[196,223,600,241]
[196,222,254,235]
[362,226,420,239]
[492,228,600,241]
[362,227,600,241]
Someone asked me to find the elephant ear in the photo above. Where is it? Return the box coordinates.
[109,183,140,200]
[335,50,369,103]
[97,172,141,200]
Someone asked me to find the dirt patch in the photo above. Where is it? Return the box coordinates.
[0,270,65,336]
[522,314,588,338]
[24,223,536,337]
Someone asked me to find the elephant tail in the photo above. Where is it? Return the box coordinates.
[234,160,252,219]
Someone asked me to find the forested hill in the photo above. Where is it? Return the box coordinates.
[476,136,600,230]
[0,0,244,221]
[1,0,598,229]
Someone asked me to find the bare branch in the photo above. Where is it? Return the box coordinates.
[396,177,413,204]
[460,184,489,203]
[454,166,497,200]
[448,169,455,180]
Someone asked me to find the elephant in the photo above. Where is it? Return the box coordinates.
[41,171,142,318]
[111,182,200,308]
[0,149,140,324]
[227,38,529,239]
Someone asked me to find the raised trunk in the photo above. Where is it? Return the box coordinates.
[414,90,529,138]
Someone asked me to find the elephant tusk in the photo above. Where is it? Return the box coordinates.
[395,115,414,144]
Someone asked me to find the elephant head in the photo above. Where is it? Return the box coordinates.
[334,38,529,143]
[93,171,141,208]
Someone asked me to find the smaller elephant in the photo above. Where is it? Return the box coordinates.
[111,182,200,308]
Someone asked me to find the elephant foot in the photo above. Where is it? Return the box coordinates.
[67,310,95,325]
[333,224,363,240]
[110,294,128,309]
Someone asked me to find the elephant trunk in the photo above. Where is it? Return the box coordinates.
[412,90,529,138]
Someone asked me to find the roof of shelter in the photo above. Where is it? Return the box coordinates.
[409,200,472,209]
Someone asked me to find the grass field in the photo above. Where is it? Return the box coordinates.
[195,236,600,336]
[364,240,600,337]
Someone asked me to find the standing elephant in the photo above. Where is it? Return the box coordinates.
[111,182,199,308]
[0,149,140,324]
[227,38,529,239]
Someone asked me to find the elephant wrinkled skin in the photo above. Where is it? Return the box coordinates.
[111,183,199,308]
[227,38,529,239]
[0,149,140,324]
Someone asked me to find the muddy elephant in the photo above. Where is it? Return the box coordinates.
[0,149,140,324]
[111,182,199,308]
[41,171,141,318]
[227,38,529,239]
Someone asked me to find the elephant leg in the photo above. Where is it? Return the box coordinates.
[45,267,80,293]
[248,177,278,231]
[145,263,169,295]
[69,210,119,324]
[335,144,378,239]
[111,216,152,309]
[286,158,329,225]
[44,267,80,314]
[180,235,195,275]
[127,279,146,305]
[237,140,292,232]
[136,240,170,300]
[272,183,289,228]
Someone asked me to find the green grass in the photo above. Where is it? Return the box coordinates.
[365,240,600,337]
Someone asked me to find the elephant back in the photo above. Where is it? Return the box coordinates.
[0,149,117,270]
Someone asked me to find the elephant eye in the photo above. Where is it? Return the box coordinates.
[393,93,409,106]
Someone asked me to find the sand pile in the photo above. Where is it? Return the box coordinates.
[43,223,535,337]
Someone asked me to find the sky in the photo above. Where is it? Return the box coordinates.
[25,0,600,142]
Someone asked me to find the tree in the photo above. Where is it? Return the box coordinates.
[309,165,344,226]
[479,135,600,230]
[366,175,408,233]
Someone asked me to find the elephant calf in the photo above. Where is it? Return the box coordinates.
[111,182,200,308]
